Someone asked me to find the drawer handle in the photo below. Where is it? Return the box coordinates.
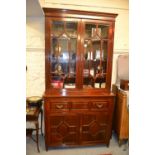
[56,104,64,109]
[96,103,103,108]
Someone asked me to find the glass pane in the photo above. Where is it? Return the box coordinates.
[98,24,109,39]
[70,38,77,75]
[83,40,106,88]
[66,22,77,38]
[83,39,94,88]
[93,40,107,88]
[50,37,67,88]
[52,21,64,37]
[50,21,78,88]
[83,23,109,88]
[63,38,77,88]
[85,24,96,38]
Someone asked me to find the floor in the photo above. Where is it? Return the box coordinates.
[26,133,128,155]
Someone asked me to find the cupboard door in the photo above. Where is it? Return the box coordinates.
[50,19,80,89]
[82,20,114,90]
[49,114,79,146]
[80,112,109,144]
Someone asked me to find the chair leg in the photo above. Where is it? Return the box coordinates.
[41,109,43,136]
[35,122,40,152]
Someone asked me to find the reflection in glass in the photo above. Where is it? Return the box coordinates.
[52,21,64,37]
[66,22,77,38]
[98,24,109,39]
[85,24,96,38]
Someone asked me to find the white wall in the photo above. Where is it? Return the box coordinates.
[26,17,45,97]
[26,0,129,96]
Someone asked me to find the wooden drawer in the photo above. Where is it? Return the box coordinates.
[91,100,110,110]
[71,101,90,110]
[49,102,70,112]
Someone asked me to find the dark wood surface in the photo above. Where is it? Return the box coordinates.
[44,92,115,149]
[43,8,118,21]
[43,8,117,150]
[44,88,115,97]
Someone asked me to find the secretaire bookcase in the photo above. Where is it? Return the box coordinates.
[43,8,117,150]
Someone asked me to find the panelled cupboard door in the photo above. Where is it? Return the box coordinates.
[80,112,109,144]
[47,112,111,146]
[48,114,79,146]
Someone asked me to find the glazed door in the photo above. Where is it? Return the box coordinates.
[81,19,114,90]
[46,18,81,89]
[45,17,115,91]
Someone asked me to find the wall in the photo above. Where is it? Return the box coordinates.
[26,17,45,97]
[26,0,129,97]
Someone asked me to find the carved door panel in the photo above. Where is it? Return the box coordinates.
[49,114,79,146]
[80,112,109,144]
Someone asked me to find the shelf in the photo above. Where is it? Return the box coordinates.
[84,38,109,41]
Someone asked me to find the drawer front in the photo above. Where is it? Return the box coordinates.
[91,99,112,111]
[49,102,70,112]
[44,97,114,112]
[71,102,90,110]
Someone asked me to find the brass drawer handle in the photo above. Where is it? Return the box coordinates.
[96,103,103,108]
[56,104,64,109]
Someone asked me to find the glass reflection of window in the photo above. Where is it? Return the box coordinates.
[62,52,69,60]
